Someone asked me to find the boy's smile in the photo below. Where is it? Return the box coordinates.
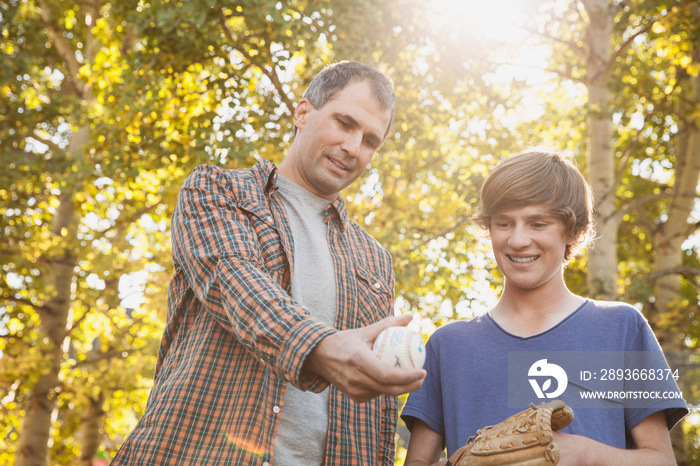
[507,254,539,264]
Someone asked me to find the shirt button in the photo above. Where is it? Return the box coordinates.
[266,216,273,223]
[374,282,381,290]
[273,405,280,414]
[263,462,270,466]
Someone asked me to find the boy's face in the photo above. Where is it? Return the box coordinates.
[490,205,570,291]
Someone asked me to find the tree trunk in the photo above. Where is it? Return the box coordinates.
[580,4,695,461]
[79,392,106,466]
[78,270,122,464]
[652,69,700,348]
[15,1,98,461]
[16,195,78,466]
[582,0,619,300]
[651,65,700,466]
[15,126,89,466]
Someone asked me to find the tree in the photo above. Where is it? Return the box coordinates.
[1,0,336,464]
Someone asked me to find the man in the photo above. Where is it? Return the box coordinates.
[112,61,426,466]
[401,149,687,466]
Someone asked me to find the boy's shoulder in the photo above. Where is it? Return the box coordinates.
[581,299,647,323]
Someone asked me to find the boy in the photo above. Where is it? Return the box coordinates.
[402,149,687,465]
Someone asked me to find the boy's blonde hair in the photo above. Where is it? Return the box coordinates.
[473,149,595,261]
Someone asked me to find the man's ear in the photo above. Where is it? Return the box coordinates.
[294,98,313,131]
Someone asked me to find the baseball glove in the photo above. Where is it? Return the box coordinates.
[445,400,574,466]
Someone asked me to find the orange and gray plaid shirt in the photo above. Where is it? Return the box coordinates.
[112,160,398,465]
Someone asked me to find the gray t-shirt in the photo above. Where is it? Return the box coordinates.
[272,175,337,465]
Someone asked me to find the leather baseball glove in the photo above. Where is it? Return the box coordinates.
[446,400,574,466]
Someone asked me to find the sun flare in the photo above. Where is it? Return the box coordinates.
[441,0,530,41]
[434,0,550,83]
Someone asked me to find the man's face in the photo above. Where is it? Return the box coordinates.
[284,80,392,200]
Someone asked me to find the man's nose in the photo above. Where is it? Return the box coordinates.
[340,131,362,158]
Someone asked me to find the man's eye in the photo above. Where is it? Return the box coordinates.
[363,139,379,150]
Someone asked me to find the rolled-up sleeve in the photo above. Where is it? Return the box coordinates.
[171,164,335,390]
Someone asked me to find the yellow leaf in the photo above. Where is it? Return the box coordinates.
[64,10,75,30]
[651,22,665,34]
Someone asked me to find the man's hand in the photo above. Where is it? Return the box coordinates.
[303,314,426,403]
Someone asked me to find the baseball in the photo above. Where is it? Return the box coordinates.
[372,326,426,369]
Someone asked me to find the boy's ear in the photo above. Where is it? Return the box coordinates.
[294,99,313,130]
[567,229,583,247]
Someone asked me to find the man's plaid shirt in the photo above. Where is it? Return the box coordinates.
[112,159,398,465]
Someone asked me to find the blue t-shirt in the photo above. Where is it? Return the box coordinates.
[401,299,688,456]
